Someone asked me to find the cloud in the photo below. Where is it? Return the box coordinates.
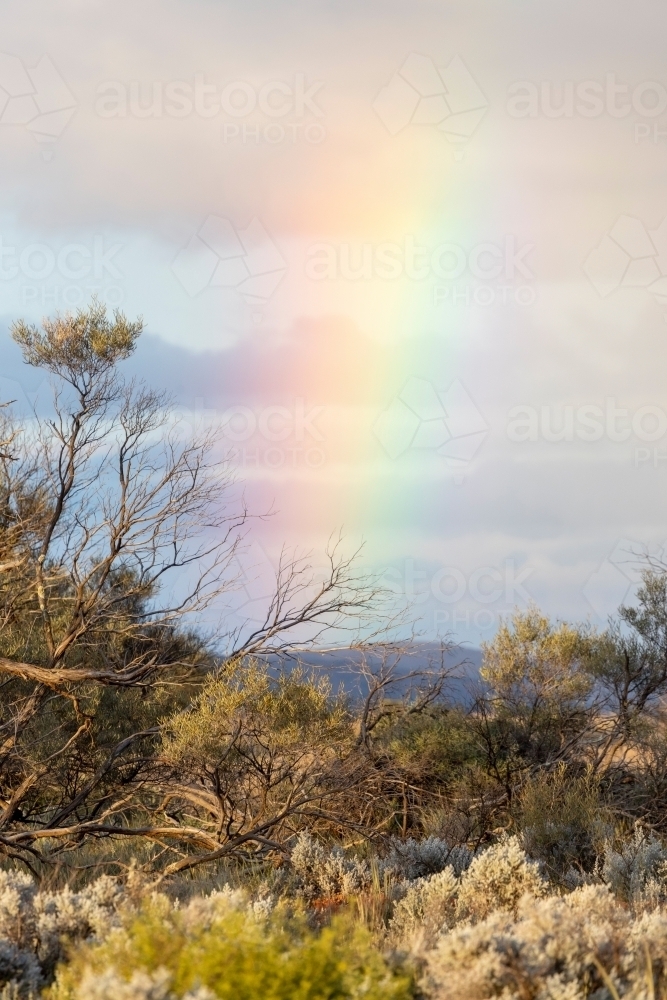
[0,0,666,636]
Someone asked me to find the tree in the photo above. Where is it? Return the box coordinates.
[479,608,594,756]
[590,571,667,732]
[0,301,385,873]
[155,660,358,874]
[459,609,597,814]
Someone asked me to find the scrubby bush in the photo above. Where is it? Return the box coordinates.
[49,888,413,1000]
[517,767,612,880]
[0,941,41,996]
[0,871,122,991]
[427,884,634,1000]
[384,837,472,881]
[603,824,667,909]
[387,837,546,946]
[455,836,546,921]
[288,832,373,901]
[4,831,667,999]
[389,868,459,946]
[286,832,474,914]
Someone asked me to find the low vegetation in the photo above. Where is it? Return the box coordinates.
[1,303,667,997]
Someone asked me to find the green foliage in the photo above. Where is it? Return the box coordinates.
[481,607,594,716]
[163,661,351,772]
[515,766,613,880]
[11,299,142,380]
[588,571,667,729]
[49,894,414,1000]
[471,609,598,788]
[376,708,482,786]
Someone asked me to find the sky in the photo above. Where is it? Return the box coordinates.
[1,0,666,645]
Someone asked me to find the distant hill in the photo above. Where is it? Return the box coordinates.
[264,643,482,708]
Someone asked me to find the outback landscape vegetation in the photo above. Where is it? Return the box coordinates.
[0,302,666,998]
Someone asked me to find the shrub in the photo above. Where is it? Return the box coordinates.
[603,824,667,909]
[0,871,123,992]
[384,837,472,881]
[49,888,414,1000]
[75,967,173,1000]
[427,884,632,1000]
[389,868,459,947]
[288,833,373,901]
[517,766,612,880]
[456,836,546,921]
